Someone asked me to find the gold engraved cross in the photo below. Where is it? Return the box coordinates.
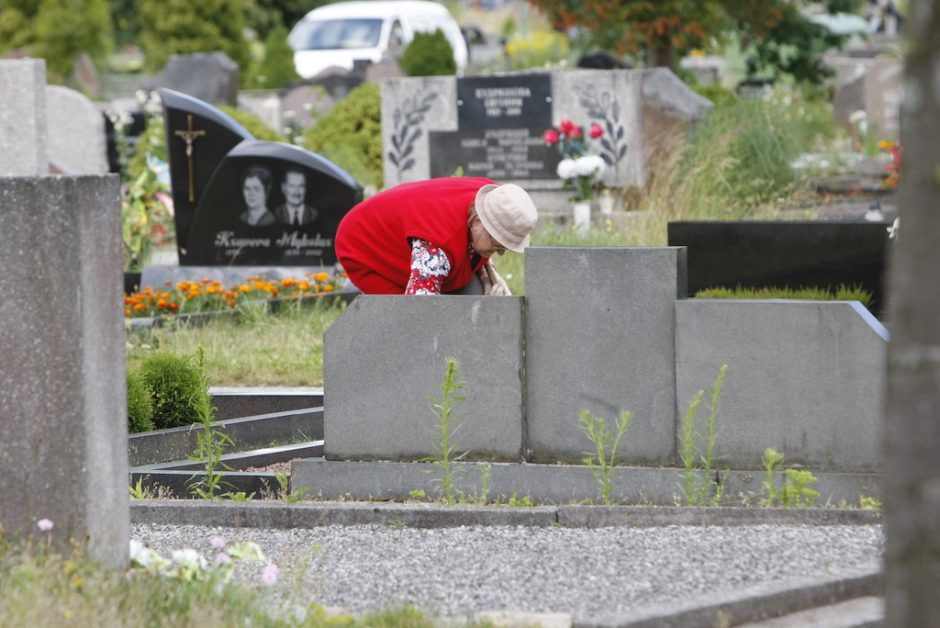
[174,114,206,202]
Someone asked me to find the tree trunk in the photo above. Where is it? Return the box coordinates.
[884,0,940,624]
[645,36,675,71]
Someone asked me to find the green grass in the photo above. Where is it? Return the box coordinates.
[694,284,872,306]
[126,300,346,387]
[0,536,440,627]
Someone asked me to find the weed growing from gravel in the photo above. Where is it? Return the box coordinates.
[427,357,468,505]
[578,409,634,505]
[761,447,820,508]
[678,364,729,506]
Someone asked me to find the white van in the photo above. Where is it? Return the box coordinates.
[288,0,469,79]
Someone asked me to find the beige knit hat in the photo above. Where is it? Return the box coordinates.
[474,183,538,253]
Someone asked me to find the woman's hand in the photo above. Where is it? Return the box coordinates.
[481,260,511,296]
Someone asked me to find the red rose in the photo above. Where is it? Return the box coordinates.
[589,123,603,139]
[569,125,582,139]
[559,119,575,136]
[542,129,559,145]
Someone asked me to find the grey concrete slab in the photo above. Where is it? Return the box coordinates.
[132,440,323,472]
[525,247,687,465]
[738,596,883,627]
[210,388,323,421]
[45,85,108,174]
[324,296,525,461]
[676,300,888,472]
[0,175,126,566]
[128,407,323,466]
[0,59,47,176]
[291,459,880,507]
[128,498,879,530]
[579,569,881,628]
[130,499,559,529]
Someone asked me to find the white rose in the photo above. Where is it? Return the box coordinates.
[557,158,576,180]
[574,155,606,177]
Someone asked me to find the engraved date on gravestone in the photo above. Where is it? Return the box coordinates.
[456,75,552,129]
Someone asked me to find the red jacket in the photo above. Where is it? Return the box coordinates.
[335,177,494,294]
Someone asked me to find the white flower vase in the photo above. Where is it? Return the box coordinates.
[598,193,615,215]
[573,200,591,235]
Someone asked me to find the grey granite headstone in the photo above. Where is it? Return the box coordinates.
[524,247,687,464]
[324,296,525,461]
[146,52,240,106]
[380,68,711,212]
[0,175,128,567]
[676,300,887,472]
[0,59,48,176]
[45,85,109,174]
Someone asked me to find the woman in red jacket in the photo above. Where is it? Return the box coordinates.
[335,177,537,295]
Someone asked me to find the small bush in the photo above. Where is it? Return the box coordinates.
[399,29,456,76]
[138,351,213,429]
[505,30,570,70]
[126,368,155,433]
[244,24,300,90]
[301,82,382,189]
[217,104,286,142]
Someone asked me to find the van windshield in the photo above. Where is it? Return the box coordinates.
[289,18,384,51]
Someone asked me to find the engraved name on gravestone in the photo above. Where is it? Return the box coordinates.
[429,74,559,180]
[162,89,362,266]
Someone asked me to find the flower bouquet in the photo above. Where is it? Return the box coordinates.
[543,119,607,202]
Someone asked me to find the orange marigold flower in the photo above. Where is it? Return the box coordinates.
[281,278,295,288]
[206,285,220,294]
[239,284,251,293]
[298,281,310,290]
[156,299,168,309]
[188,288,200,298]
[314,272,330,282]
[177,282,190,292]
[202,278,211,284]
[133,303,146,312]
[878,139,895,151]
[168,302,179,311]
[322,285,334,292]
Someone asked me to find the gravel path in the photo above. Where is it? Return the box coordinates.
[132,522,882,622]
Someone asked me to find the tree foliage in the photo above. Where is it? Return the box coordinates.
[529,0,863,83]
[399,29,456,76]
[244,23,301,89]
[138,0,251,72]
[32,0,113,82]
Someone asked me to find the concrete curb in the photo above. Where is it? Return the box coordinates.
[578,569,882,627]
[130,500,881,530]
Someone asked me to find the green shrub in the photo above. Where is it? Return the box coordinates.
[694,284,872,306]
[301,82,383,189]
[217,104,286,142]
[399,29,456,76]
[691,84,738,109]
[244,24,300,90]
[0,1,35,55]
[27,0,113,84]
[505,30,570,70]
[138,0,250,72]
[138,350,213,429]
[126,368,155,433]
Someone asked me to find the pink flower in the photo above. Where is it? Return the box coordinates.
[210,536,226,550]
[261,563,279,586]
[569,125,582,139]
[558,119,576,137]
[542,129,559,145]
[589,123,604,139]
[215,552,232,564]
[37,518,54,532]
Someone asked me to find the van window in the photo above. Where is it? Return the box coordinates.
[289,18,384,51]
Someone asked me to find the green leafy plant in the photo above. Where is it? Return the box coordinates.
[426,357,468,505]
[505,29,570,70]
[187,347,234,501]
[274,471,308,503]
[243,23,300,89]
[301,82,383,189]
[761,447,820,508]
[859,496,882,510]
[678,364,729,506]
[126,368,155,433]
[138,349,213,430]
[507,493,534,507]
[399,29,456,76]
[138,0,250,72]
[577,409,634,505]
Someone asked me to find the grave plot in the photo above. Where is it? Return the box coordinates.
[129,390,323,498]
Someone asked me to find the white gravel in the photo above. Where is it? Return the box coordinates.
[132,522,882,622]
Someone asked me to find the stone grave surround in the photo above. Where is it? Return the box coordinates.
[324,247,887,474]
[380,68,712,214]
[0,175,128,567]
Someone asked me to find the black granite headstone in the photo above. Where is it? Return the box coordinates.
[186,141,360,266]
[667,221,890,316]
[428,74,559,180]
[162,88,362,266]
